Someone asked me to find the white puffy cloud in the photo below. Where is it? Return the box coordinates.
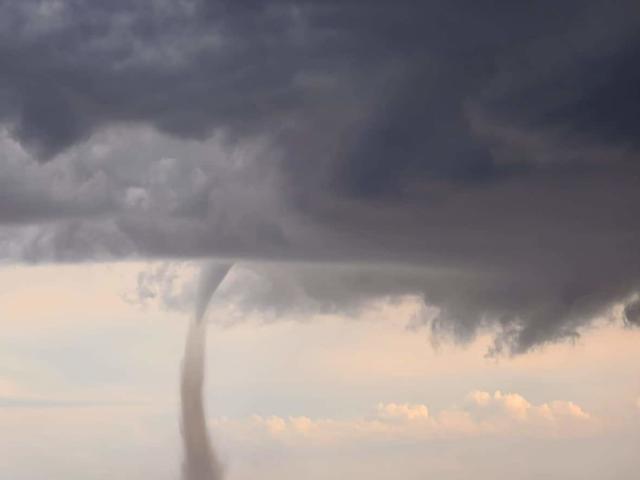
[465,390,591,433]
[377,402,429,421]
[211,390,595,450]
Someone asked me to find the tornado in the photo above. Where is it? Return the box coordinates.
[181,263,232,480]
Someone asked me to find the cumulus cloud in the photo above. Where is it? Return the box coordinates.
[0,1,639,352]
[377,403,429,422]
[211,390,595,449]
[466,390,590,424]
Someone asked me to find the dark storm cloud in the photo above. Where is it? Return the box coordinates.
[625,299,640,327]
[204,261,634,354]
[1,0,639,352]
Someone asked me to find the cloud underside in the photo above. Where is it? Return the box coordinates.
[0,1,639,352]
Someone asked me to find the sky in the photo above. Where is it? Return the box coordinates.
[1,1,640,479]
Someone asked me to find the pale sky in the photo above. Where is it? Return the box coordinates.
[1,262,639,479]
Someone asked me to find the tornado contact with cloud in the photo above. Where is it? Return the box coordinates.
[181,263,232,480]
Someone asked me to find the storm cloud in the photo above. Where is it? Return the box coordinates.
[1,0,639,352]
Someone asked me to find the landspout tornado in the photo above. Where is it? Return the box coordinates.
[181,263,232,480]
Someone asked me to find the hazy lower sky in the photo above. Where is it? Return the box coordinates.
[1,263,639,479]
[1,1,639,479]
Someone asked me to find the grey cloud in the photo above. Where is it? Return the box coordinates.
[0,1,639,353]
[127,261,638,354]
[212,263,636,354]
[0,133,115,224]
[624,299,640,327]
[0,0,316,159]
[122,262,196,312]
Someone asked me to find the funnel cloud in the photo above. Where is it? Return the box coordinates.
[181,263,232,480]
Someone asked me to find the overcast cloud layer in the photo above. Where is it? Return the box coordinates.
[1,0,639,352]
